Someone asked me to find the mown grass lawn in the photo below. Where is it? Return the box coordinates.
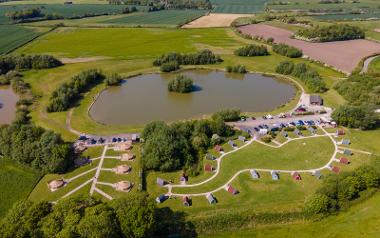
[172,136,335,194]
[0,159,41,217]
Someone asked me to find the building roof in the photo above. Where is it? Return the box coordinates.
[121,153,135,161]
[342,139,350,145]
[292,172,301,180]
[343,149,352,155]
[113,165,131,174]
[250,169,260,179]
[204,164,213,172]
[48,179,65,191]
[340,157,349,164]
[214,145,223,152]
[271,171,279,180]
[157,177,166,186]
[228,140,235,147]
[206,193,216,204]
[336,129,345,135]
[115,181,132,191]
[331,166,340,173]
[310,95,323,104]
[226,184,238,195]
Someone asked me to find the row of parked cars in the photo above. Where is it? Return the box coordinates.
[251,119,317,133]
[78,135,131,145]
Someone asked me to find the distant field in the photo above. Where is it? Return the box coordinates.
[102,10,208,27]
[0,25,46,54]
[0,0,107,5]
[0,159,40,218]
[268,0,380,11]
[314,12,380,21]
[211,0,266,14]
[0,4,145,24]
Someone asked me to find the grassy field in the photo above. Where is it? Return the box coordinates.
[102,10,208,27]
[203,190,380,238]
[0,159,41,217]
[368,56,380,74]
[171,136,335,195]
[0,25,48,54]
[0,0,108,5]
[211,0,266,14]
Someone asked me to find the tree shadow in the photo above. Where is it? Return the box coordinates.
[154,207,198,238]
[191,85,202,92]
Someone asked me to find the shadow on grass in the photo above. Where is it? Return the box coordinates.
[154,207,198,237]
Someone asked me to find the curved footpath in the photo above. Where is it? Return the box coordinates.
[361,55,379,74]
[167,125,339,197]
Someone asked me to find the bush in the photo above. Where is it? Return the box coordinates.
[331,104,377,129]
[211,109,241,122]
[168,75,193,93]
[234,45,269,57]
[275,61,294,75]
[105,73,122,86]
[160,61,179,72]
[272,43,303,58]
[296,24,365,42]
[226,65,247,73]
[261,136,272,143]
[47,69,105,112]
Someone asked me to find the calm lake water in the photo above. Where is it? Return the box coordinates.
[89,70,296,125]
[0,87,18,125]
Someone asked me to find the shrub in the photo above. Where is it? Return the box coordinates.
[275,61,294,75]
[168,75,193,93]
[226,65,247,73]
[261,136,272,143]
[105,73,123,86]
[160,61,180,72]
[234,45,269,57]
[154,50,222,67]
[211,109,241,122]
[331,104,377,129]
[0,55,62,75]
[272,43,303,58]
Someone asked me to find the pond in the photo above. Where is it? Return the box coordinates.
[89,70,296,125]
[0,86,18,125]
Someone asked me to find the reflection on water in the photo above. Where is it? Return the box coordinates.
[89,70,296,125]
[0,87,19,125]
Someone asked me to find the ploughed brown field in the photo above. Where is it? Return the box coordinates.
[238,24,380,73]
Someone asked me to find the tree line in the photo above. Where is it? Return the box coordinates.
[275,61,327,93]
[153,50,222,72]
[0,55,62,75]
[141,109,246,174]
[5,8,44,21]
[47,69,105,112]
[108,0,212,10]
[296,24,365,42]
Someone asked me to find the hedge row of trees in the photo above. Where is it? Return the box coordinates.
[331,104,377,130]
[0,195,156,238]
[296,24,365,42]
[141,115,242,173]
[153,50,222,72]
[211,108,241,122]
[272,43,303,58]
[168,74,194,93]
[0,55,62,75]
[234,45,269,57]
[275,61,327,93]
[109,0,212,10]
[5,8,43,21]
[304,165,380,216]
[226,65,247,73]
[105,73,123,86]
[47,69,105,112]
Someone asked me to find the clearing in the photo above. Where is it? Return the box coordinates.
[182,13,252,28]
[238,24,380,73]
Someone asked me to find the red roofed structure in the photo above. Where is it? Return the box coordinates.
[225,184,238,195]
[214,145,223,153]
[340,157,349,165]
[204,163,213,172]
[331,166,340,173]
[292,172,302,181]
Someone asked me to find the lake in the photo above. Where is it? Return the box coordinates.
[0,87,18,125]
[89,70,296,125]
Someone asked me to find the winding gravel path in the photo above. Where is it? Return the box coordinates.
[361,55,379,74]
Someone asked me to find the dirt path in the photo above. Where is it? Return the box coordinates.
[361,55,379,74]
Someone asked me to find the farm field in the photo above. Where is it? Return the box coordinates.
[268,0,380,11]
[0,159,41,217]
[313,12,380,21]
[102,10,208,27]
[0,0,107,5]
[238,23,380,73]
[0,25,47,54]
[183,13,252,28]
[211,0,267,14]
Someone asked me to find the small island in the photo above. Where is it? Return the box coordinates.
[168,74,194,93]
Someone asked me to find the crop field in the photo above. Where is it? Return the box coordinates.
[0,25,47,54]
[238,23,380,73]
[0,4,145,24]
[313,12,380,21]
[268,0,380,11]
[211,0,267,14]
[102,10,208,27]
[0,159,41,217]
